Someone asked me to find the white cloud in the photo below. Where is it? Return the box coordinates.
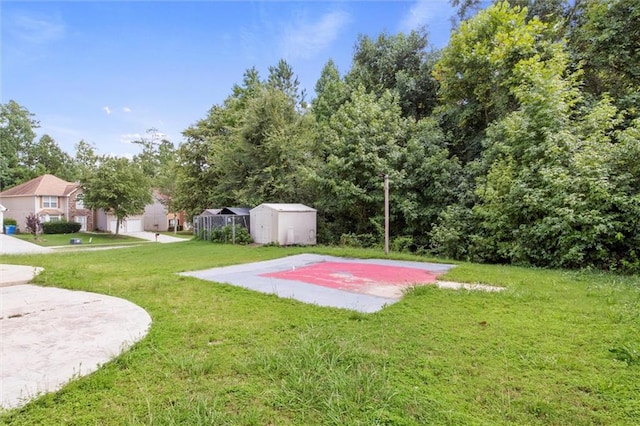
[122,107,132,113]
[401,0,435,31]
[400,0,456,48]
[281,10,350,60]
[119,133,142,144]
[103,106,112,115]
[106,152,135,160]
[9,13,65,44]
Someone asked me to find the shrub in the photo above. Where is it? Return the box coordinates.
[339,233,379,248]
[25,213,41,237]
[390,236,415,253]
[42,220,82,234]
[206,225,252,245]
[3,218,17,227]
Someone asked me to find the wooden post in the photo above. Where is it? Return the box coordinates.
[384,173,389,256]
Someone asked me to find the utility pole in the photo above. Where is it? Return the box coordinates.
[384,173,389,255]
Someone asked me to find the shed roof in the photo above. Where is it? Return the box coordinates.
[252,203,316,212]
[0,174,79,197]
[219,207,250,216]
[201,207,251,216]
[200,209,222,216]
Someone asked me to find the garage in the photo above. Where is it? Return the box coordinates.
[109,218,143,234]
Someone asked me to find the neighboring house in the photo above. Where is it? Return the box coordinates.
[142,190,187,232]
[95,209,144,234]
[0,204,7,233]
[250,203,317,246]
[0,174,94,232]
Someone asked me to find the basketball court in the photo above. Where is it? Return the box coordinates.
[180,254,456,313]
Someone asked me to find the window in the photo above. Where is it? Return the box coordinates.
[41,214,61,223]
[75,197,84,209]
[43,196,58,208]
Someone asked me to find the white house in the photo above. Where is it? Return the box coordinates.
[250,203,316,246]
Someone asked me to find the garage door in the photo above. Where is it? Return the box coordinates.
[125,219,142,233]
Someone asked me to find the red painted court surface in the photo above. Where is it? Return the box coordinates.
[261,262,439,297]
[181,254,457,311]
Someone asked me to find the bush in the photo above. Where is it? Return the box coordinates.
[339,233,379,248]
[3,218,17,227]
[42,221,82,234]
[205,225,252,245]
[390,236,415,253]
[25,213,41,236]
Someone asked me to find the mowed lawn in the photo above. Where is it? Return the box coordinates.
[12,232,148,247]
[1,241,639,425]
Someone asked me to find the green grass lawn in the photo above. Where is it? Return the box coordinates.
[1,242,639,425]
[12,232,147,247]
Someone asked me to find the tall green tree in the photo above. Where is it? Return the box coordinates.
[175,68,265,217]
[451,0,575,24]
[132,128,176,182]
[267,59,305,105]
[74,140,99,181]
[434,1,559,163]
[431,3,640,272]
[26,134,77,181]
[346,30,439,120]
[82,156,152,236]
[312,60,349,124]
[312,86,409,241]
[569,0,640,111]
[176,62,314,215]
[231,87,315,206]
[0,100,39,189]
[394,118,463,244]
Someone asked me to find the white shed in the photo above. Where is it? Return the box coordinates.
[250,203,317,246]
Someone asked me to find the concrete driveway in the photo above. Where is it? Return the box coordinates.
[126,231,190,243]
[0,233,52,255]
[0,232,189,257]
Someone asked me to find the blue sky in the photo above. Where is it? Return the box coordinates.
[2,1,456,158]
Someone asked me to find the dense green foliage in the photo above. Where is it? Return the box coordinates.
[200,224,252,245]
[1,243,639,424]
[2,0,638,272]
[173,1,638,272]
[42,220,82,234]
[81,157,152,236]
[3,217,17,227]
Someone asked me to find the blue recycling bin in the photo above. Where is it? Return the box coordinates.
[5,225,16,235]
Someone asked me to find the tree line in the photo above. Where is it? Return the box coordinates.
[2,1,638,272]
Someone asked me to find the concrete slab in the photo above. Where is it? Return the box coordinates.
[0,264,44,287]
[180,254,457,313]
[0,285,151,409]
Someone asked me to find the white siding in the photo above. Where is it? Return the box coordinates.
[250,203,316,246]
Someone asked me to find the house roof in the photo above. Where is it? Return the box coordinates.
[0,174,79,197]
[252,203,316,212]
[39,209,64,215]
